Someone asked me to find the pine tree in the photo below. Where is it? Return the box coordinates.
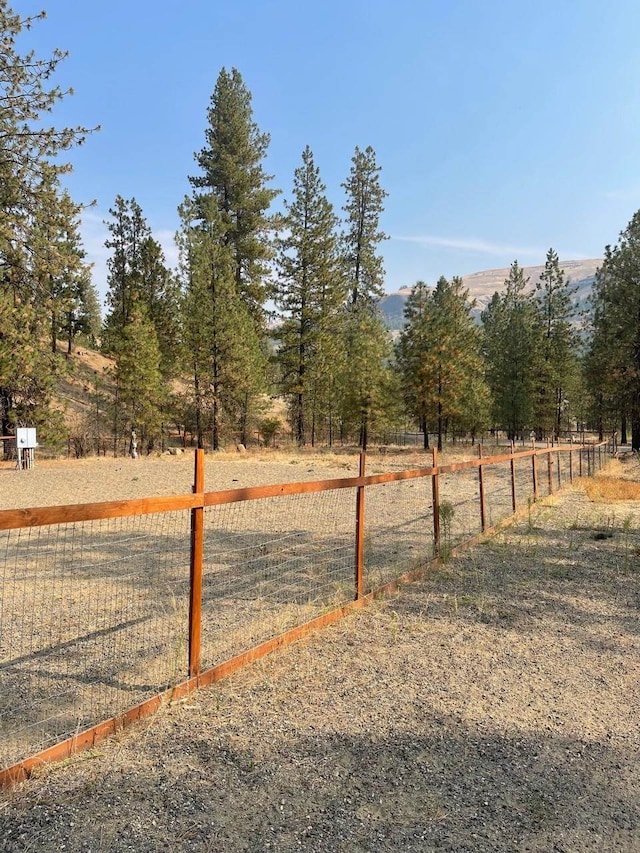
[587,212,640,449]
[102,196,178,377]
[102,197,149,346]
[274,146,344,445]
[533,249,579,438]
[339,303,396,449]
[30,187,98,355]
[178,197,266,450]
[482,262,540,441]
[113,303,165,453]
[63,266,101,352]
[190,67,278,323]
[584,264,620,440]
[339,146,390,449]
[396,276,487,451]
[394,281,432,448]
[0,4,96,437]
[341,146,388,307]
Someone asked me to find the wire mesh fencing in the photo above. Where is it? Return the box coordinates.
[483,458,516,529]
[438,465,481,548]
[0,511,191,771]
[364,476,434,590]
[199,489,356,671]
[0,437,617,781]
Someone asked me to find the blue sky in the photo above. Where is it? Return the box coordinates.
[20,0,640,301]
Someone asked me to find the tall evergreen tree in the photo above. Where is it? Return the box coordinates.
[113,303,165,453]
[396,276,487,451]
[587,212,640,449]
[178,197,266,450]
[482,261,540,441]
[102,196,178,377]
[533,249,579,437]
[189,67,278,323]
[339,146,390,448]
[584,265,621,440]
[0,4,95,437]
[341,146,388,307]
[395,281,432,449]
[274,146,344,445]
[31,187,98,354]
[339,303,397,449]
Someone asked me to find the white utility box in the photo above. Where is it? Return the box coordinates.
[16,427,37,469]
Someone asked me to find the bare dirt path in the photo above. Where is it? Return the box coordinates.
[1,456,639,852]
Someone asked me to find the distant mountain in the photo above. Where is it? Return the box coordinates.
[380,258,602,331]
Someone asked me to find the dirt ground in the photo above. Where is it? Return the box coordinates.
[0,452,639,852]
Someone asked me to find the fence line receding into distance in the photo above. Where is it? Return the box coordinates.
[0,437,616,785]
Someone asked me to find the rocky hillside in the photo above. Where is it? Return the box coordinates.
[380,258,601,330]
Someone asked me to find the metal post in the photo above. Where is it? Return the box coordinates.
[532,444,539,502]
[189,448,205,678]
[355,452,365,599]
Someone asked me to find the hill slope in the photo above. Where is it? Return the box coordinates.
[380,258,601,330]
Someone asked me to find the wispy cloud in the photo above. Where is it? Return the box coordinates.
[391,233,545,258]
[391,234,589,263]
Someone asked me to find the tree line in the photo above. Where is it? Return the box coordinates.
[2,4,640,454]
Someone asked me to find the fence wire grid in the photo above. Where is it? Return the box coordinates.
[0,512,191,770]
[0,439,615,777]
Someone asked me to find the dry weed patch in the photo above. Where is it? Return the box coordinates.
[582,476,640,502]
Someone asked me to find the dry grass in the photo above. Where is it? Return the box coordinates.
[581,456,640,501]
[583,476,640,502]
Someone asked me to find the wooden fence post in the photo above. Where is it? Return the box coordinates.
[478,443,487,532]
[557,448,562,490]
[510,440,517,514]
[354,452,365,599]
[189,448,205,678]
[432,448,440,555]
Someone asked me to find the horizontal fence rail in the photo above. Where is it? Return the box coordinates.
[0,436,616,785]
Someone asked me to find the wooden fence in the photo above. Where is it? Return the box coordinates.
[0,436,616,785]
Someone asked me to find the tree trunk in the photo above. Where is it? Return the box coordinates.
[0,387,12,438]
[296,388,304,447]
[632,392,640,452]
[113,382,119,457]
[212,390,219,451]
[67,310,74,355]
[51,310,57,354]
[421,415,429,450]
[194,368,203,450]
[239,391,249,447]
[360,413,368,452]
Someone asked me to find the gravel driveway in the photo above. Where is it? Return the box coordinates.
[0,453,638,852]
